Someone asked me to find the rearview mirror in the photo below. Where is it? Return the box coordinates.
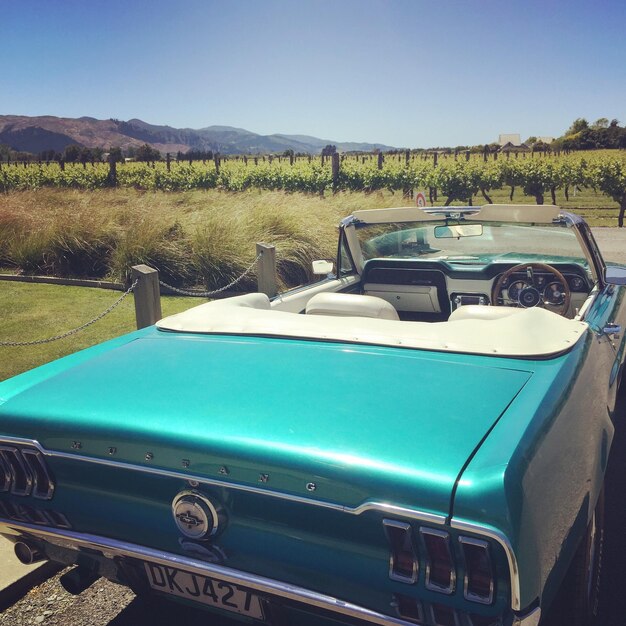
[606,266,626,285]
[434,224,483,238]
[312,260,334,275]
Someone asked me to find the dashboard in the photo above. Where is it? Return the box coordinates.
[360,259,592,320]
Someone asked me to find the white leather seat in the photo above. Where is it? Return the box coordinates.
[448,305,525,322]
[305,293,400,321]
[211,293,271,309]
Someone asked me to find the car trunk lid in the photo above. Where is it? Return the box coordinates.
[0,332,532,518]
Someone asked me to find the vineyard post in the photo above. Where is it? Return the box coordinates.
[244,155,248,166]
[214,153,220,174]
[433,153,438,167]
[254,157,258,165]
[483,146,488,162]
[494,151,498,161]
[106,154,116,187]
[405,150,410,165]
[377,153,384,170]
[465,150,470,161]
[290,153,294,166]
[166,153,171,172]
[331,153,340,193]
[506,151,510,160]
[60,159,65,172]
[256,243,277,298]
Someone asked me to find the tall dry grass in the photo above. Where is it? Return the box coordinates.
[0,189,398,289]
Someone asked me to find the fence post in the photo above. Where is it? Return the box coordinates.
[377,153,384,170]
[256,243,277,298]
[331,153,340,192]
[131,265,162,329]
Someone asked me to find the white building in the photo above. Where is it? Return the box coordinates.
[498,133,522,147]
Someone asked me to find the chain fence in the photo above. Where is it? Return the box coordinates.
[1,251,266,347]
[0,279,138,347]
[158,250,263,297]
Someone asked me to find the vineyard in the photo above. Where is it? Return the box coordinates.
[1,150,625,221]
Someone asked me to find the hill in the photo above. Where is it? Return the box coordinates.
[0,115,395,155]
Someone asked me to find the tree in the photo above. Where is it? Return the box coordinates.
[135,144,162,162]
[565,118,589,135]
[591,117,609,130]
[63,144,82,162]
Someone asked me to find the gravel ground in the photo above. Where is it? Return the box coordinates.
[591,227,626,264]
[0,568,236,626]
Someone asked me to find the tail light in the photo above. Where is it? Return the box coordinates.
[0,452,10,492]
[0,446,33,496]
[420,528,456,593]
[383,519,418,583]
[0,446,54,500]
[22,450,55,499]
[459,537,494,604]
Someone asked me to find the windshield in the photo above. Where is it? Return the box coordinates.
[355,220,590,269]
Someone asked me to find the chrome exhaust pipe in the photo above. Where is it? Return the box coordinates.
[14,541,46,565]
[59,566,100,595]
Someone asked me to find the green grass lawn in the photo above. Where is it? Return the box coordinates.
[0,282,194,381]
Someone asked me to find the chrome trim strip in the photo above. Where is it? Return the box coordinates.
[0,436,446,526]
[382,519,418,584]
[419,527,456,595]
[0,518,431,626]
[451,518,520,612]
[458,536,494,605]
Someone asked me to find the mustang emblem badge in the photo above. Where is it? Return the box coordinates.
[171,491,223,540]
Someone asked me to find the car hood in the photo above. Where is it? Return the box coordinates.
[0,331,532,519]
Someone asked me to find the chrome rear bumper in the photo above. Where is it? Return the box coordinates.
[1,518,537,626]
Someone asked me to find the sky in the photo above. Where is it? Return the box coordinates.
[1,0,625,148]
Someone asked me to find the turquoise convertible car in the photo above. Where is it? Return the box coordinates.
[1,204,625,626]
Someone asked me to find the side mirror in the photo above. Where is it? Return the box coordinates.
[312,260,334,275]
[606,266,626,285]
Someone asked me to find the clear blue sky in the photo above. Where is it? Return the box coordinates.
[1,0,625,148]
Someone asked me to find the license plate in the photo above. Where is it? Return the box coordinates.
[144,563,264,620]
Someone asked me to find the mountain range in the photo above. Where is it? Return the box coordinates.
[0,115,395,155]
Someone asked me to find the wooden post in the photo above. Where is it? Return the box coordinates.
[131,265,162,329]
[214,153,220,173]
[405,150,410,165]
[331,152,340,193]
[166,153,171,171]
[377,153,384,170]
[256,243,277,298]
[433,152,438,167]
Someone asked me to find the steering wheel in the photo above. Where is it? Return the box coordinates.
[492,263,571,316]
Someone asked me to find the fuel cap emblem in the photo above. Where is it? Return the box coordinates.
[172,492,222,540]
